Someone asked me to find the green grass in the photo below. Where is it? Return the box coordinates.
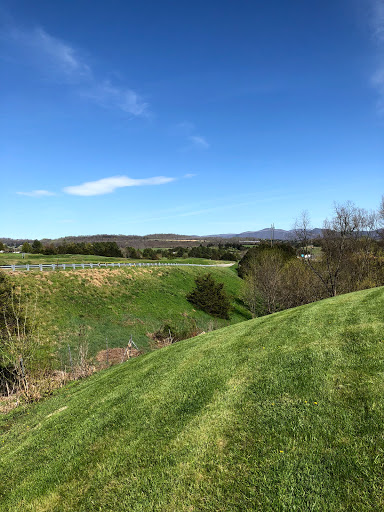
[9,266,249,361]
[0,253,230,266]
[1,287,384,510]
[310,245,322,257]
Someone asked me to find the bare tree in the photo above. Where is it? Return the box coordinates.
[278,258,325,309]
[243,249,285,314]
[0,280,39,397]
[294,210,312,255]
[379,195,384,234]
[295,202,378,297]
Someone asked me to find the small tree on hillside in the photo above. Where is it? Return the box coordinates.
[243,249,286,315]
[126,246,141,259]
[187,274,231,319]
[21,242,33,253]
[31,240,43,254]
[379,195,384,238]
[42,244,58,255]
[142,248,159,260]
[0,272,37,396]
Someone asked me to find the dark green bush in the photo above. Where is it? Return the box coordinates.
[187,273,231,319]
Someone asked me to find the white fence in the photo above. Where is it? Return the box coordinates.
[0,262,221,272]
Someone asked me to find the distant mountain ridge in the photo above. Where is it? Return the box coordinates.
[0,228,323,247]
[208,228,323,240]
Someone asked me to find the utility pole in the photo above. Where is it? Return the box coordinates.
[270,223,275,247]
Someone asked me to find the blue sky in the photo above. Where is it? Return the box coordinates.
[1,0,383,238]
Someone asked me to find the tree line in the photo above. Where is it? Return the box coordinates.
[240,198,384,316]
[20,241,241,261]
[2,234,237,251]
[21,240,124,258]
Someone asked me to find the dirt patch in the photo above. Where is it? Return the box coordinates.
[0,394,22,414]
[96,346,141,365]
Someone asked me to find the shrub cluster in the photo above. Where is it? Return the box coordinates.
[23,241,123,258]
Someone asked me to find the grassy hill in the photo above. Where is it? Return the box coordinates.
[1,286,384,511]
[8,265,249,361]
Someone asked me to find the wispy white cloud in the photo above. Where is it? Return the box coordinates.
[372,0,384,42]
[8,27,90,81]
[83,81,149,118]
[370,1,384,112]
[372,67,384,113]
[176,121,195,133]
[17,189,56,197]
[188,135,210,149]
[184,173,197,178]
[7,26,149,117]
[63,175,175,196]
[124,202,251,224]
[30,28,90,78]
[175,121,210,150]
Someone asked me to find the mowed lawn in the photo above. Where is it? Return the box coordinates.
[7,265,250,360]
[1,287,384,511]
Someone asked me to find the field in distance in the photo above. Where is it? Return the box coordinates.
[0,252,232,266]
[1,286,383,510]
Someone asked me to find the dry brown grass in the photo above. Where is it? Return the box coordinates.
[95,346,141,366]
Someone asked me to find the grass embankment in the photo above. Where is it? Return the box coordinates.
[1,287,384,511]
[9,266,249,360]
[0,253,230,266]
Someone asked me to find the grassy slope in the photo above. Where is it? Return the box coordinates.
[1,287,384,511]
[9,266,249,358]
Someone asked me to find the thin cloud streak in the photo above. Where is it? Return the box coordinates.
[7,26,149,117]
[17,189,56,197]
[372,0,384,42]
[123,195,293,224]
[175,121,209,150]
[83,81,150,118]
[371,0,384,112]
[372,68,384,113]
[188,135,210,149]
[177,121,195,132]
[8,26,91,81]
[30,28,90,78]
[122,190,290,221]
[63,175,175,196]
